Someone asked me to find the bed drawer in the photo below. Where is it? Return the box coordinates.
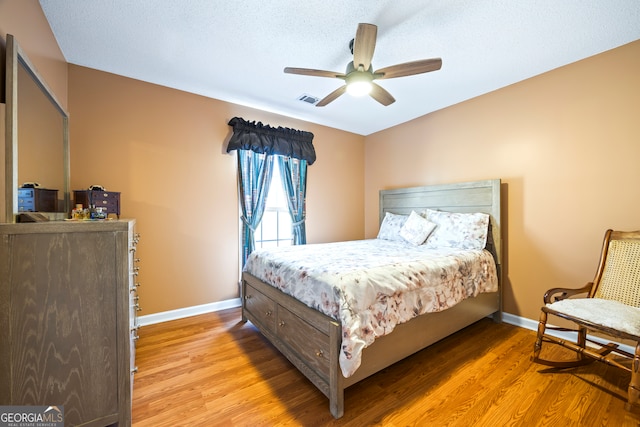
[277,306,330,378]
[245,284,277,332]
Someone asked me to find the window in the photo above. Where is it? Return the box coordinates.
[254,160,292,249]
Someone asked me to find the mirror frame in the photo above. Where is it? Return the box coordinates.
[4,34,70,223]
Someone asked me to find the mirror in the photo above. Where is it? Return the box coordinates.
[4,34,70,222]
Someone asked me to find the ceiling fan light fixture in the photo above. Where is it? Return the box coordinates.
[346,80,372,97]
[283,23,441,107]
[345,72,373,97]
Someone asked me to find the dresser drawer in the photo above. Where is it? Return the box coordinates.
[94,198,119,212]
[245,284,277,332]
[277,306,330,378]
[92,191,118,201]
[18,188,34,199]
[18,198,35,212]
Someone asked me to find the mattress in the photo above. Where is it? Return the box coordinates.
[244,238,498,377]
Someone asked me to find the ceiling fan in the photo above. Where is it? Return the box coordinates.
[284,23,442,107]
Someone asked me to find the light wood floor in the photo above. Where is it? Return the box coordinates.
[132,308,639,426]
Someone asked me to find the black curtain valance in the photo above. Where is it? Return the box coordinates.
[226,117,316,165]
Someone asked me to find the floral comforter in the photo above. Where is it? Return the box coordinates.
[243,239,498,378]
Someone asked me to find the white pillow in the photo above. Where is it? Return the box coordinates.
[424,209,490,250]
[400,211,436,245]
[377,212,408,241]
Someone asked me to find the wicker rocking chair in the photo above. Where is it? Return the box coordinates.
[532,229,640,411]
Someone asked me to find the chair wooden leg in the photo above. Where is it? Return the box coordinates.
[531,310,598,368]
[626,342,640,412]
[532,310,547,362]
[577,326,588,363]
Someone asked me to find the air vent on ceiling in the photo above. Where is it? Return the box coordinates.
[297,94,319,105]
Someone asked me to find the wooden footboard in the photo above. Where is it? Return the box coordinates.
[242,272,500,418]
[242,272,345,418]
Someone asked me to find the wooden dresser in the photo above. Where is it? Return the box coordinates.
[0,220,139,426]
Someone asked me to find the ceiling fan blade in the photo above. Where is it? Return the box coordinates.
[316,85,347,107]
[284,67,345,79]
[353,23,377,71]
[374,58,442,80]
[369,83,395,106]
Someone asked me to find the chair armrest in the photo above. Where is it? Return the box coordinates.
[543,282,593,304]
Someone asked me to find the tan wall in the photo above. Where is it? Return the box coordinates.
[364,40,640,321]
[68,65,365,315]
[0,0,68,108]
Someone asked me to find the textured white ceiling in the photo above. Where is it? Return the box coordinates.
[39,0,640,135]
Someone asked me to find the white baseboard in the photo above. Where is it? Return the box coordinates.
[502,312,634,355]
[502,312,539,330]
[137,298,242,326]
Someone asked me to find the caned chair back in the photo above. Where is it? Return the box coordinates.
[591,230,640,308]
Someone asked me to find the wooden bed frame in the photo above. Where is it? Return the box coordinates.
[241,179,502,418]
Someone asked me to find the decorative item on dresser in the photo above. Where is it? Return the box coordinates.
[0,220,139,426]
[74,189,121,218]
[17,187,58,212]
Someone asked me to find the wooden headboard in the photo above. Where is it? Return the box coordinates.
[379,179,502,268]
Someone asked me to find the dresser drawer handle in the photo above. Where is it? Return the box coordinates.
[131,366,138,374]
[102,200,108,204]
[279,321,285,327]
[244,294,252,300]
[103,193,109,197]
[316,350,324,358]
[265,310,272,316]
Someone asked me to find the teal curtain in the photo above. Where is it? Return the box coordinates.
[238,149,274,267]
[277,156,308,245]
[228,117,315,266]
